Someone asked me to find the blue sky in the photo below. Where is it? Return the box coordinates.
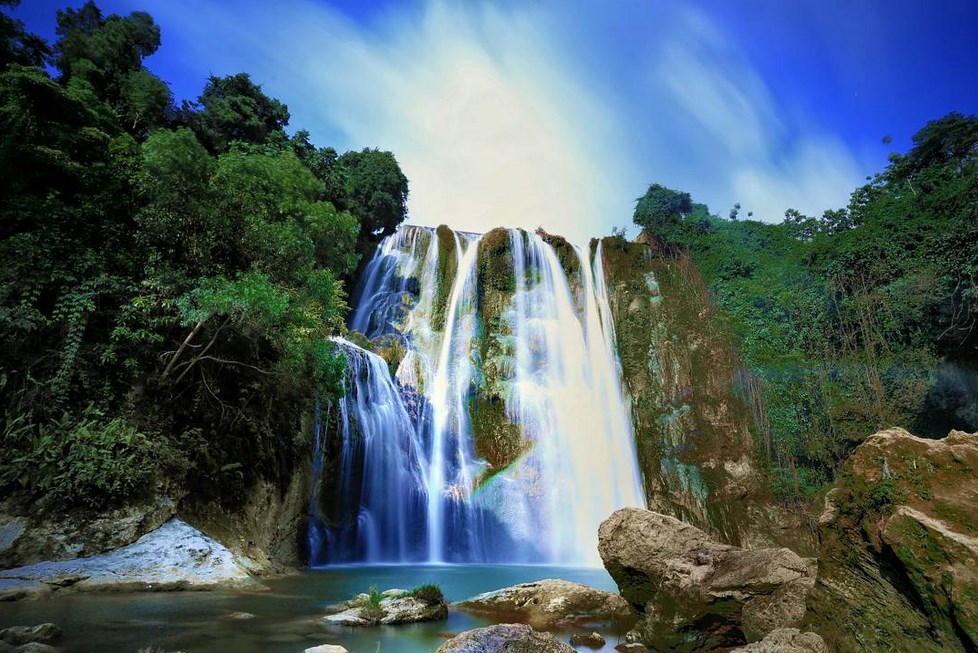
[15,0,978,242]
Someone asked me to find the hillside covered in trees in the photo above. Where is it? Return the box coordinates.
[0,0,409,510]
[632,112,978,502]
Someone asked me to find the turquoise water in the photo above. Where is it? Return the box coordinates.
[0,565,629,652]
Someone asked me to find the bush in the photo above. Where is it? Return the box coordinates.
[358,584,386,622]
[408,583,445,605]
[2,407,158,509]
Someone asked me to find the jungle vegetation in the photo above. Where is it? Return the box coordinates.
[634,112,978,501]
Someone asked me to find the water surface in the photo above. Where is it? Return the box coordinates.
[0,564,628,653]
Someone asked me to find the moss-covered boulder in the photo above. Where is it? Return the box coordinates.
[810,428,978,652]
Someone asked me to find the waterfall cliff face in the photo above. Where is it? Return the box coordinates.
[313,225,646,565]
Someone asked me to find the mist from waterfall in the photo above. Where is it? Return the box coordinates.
[313,225,645,566]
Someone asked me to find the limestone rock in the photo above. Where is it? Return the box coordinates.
[456,579,635,627]
[434,623,575,653]
[0,624,62,646]
[303,646,349,653]
[730,628,827,653]
[320,588,447,626]
[598,508,816,650]
[0,519,260,600]
[0,496,176,569]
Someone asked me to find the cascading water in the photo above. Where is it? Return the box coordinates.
[312,338,429,563]
[311,225,645,566]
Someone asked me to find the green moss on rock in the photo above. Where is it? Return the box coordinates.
[431,224,459,332]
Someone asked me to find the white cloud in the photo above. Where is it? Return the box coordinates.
[132,0,869,235]
[640,7,865,220]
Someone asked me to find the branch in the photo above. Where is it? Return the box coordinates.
[161,319,205,380]
[173,317,231,385]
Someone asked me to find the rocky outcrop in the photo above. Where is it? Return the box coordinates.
[0,624,62,646]
[598,507,816,651]
[434,623,575,653]
[0,519,260,600]
[455,579,635,628]
[320,588,448,626]
[0,496,177,569]
[179,463,312,573]
[597,236,810,554]
[809,428,978,652]
[730,628,827,653]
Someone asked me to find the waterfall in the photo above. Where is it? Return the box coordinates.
[311,225,645,566]
[315,337,429,563]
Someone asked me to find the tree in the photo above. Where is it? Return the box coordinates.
[633,183,692,241]
[339,148,409,241]
[184,72,289,153]
[1,0,50,68]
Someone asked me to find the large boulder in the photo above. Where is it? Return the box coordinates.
[0,519,260,600]
[455,579,635,627]
[0,496,176,569]
[434,624,575,653]
[598,508,816,650]
[810,428,978,652]
[730,628,827,653]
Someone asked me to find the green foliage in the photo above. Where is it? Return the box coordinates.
[633,183,692,240]
[2,407,157,509]
[407,583,445,606]
[184,72,289,153]
[0,1,408,511]
[359,584,387,622]
[633,112,978,503]
[339,148,409,241]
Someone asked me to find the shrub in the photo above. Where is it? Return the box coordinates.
[359,584,386,622]
[408,583,445,605]
[2,407,158,509]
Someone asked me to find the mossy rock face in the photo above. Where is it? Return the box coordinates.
[812,428,978,652]
[598,235,769,547]
[468,394,529,485]
[431,224,458,332]
[469,228,526,477]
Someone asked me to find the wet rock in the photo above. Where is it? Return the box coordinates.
[12,644,59,653]
[321,588,447,626]
[0,519,261,600]
[598,508,816,651]
[303,646,349,653]
[226,611,255,620]
[569,631,606,648]
[0,624,62,646]
[730,628,827,653]
[434,623,576,652]
[456,579,635,628]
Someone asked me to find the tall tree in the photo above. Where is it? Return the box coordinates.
[338,147,408,241]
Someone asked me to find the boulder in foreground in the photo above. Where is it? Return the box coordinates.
[434,623,575,653]
[598,507,816,650]
[455,578,635,628]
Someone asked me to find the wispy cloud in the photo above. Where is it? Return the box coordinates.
[128,0,870,238]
